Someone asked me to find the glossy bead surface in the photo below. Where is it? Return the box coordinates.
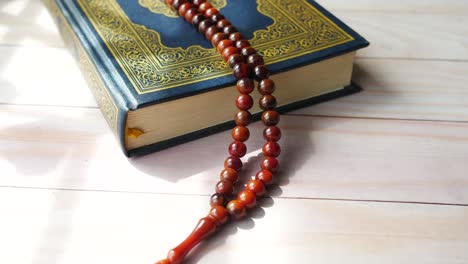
[255,169,274,185]
[247,54,264,68]
[191,14,206,27]
[224,156,243,171]
[235,94,253,111]
[211,32,226,47]
[198,19,213,34]
[192,0,206,6]
[258,79,276,95]
[211,13,225,23]
[261,157,279,173]
[233,63,249,79]
[262,141,281,157]
[228,141,247,157]
[259,95,277,110]
[216,19,231,29]
[226,200,246,220]
[247,179,266,197]
[241,47,256,58]
[238,190,256,208]
[198,2,213,12]
[232,126,250,142]
[205,25,219,40]
[254,65,270,80]
[222,46,238,62]
[236,78,254,94]
[210,193,225,207]
[215,180,234,195]
[208,206,229,225]
[235,40,250,50]
[216,39,233,53]
[178,3,193,17]
[234,110,252,126]
[223,25,237,35]
[172,0,187,10]
[220,168,238,183]
[229,32,243,42]
[184,8,198,23]
[263,126,281,142]
[228,54,244,68]
[262,110,280,126]
[204,7,219,18]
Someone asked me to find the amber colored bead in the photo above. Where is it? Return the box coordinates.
[210,193,225,207]
[156,259,171,264]
[191,14,206,27]
[238,190,257,208]
[262,110,280,126]
[236,94,253,111]
[263,126,281,142]
[224,156,243,171]
[211,13,225,23]
[208,206,229,225]
[222,46,238,62]
[205,25,218,40]
[263,141,281,157]
[236,78,254,94]
[184,8,198,23]
[198,19,213,34]
[192,0,206,6]
[247,179,266,197]
[254,65,270,80]
[220,168,238,183]
[211,32,226,47]
[232,126,250,142]
[255,169,274,185]
[234,110,252,126]
[228,141,247,157]
[216,39,233,53]
[172,0,187,10]
[226,200,246,220]
[258,79,276,95]
[216,19,231,29]
[235,40,250,50]
[216,180,234,195]
[223,25,237,35]
[229,32,243,42]
[247,54,264,69]
[233,63,249,79]
[166,0,174,6]
[228,54,244,68]
[178,3,192,17]
[204,7,219,18]
[241,47,256,57]
[261,157,279,173]
[198,2,213,12]
[259,95,277,110]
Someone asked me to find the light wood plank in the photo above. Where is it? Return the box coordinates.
[1,105,468,205]
[294,58,468,121]
[0,187,467,264]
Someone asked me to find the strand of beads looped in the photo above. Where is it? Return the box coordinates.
[157,1,281,263]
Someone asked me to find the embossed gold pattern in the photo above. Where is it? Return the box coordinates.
[139,0,227,18]
[78,0,354,94]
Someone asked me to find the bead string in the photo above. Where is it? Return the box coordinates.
[157,1,281,263]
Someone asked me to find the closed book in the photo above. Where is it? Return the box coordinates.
[44,0,369,156]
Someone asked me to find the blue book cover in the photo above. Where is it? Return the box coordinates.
[44,0,369,156]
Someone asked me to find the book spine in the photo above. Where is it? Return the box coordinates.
[43,0,130,156]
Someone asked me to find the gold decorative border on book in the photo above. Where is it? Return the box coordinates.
[78,0,354,94]
[44,0,119,132]
[139,0,227,18]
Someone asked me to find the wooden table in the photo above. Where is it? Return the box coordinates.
[1,1,467,263]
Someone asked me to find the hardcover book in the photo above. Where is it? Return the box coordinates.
[44,0,369,156]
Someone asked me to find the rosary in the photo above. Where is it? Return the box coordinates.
[157,1,281,263]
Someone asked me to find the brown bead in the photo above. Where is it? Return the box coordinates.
[247,54,264,69]
[255,169,274,185]
[224,156,243,171]
[222,46,238,62]
[204,7,219,18]
[192,0,206,6]
[208,206,229,225]
[259,95,277,110]
[254,65,270,80]
[205,25,218,40]
[216,180,234,195]
[211,13,225,23]
[172,0,187,10]
[184,8,198,23]
[232,126,250,142]
[198,19,213,34]
[258,79,276,95]
[211,32,226,47]
[262,110,280,126]
[238,190,256,208]
[261,157,279,173]
[262,141,281,157]
[234,110,252,126]
[210,193,225,207]
[247,179,266,197]
[166,0,174,6]
[191,14,206,27]
[228,54,244,68]
[229,141,247,157]
[226,200,246,220]
[223,25,237,35]
[217,39,233,53]
[216,19,231,29]
[263,126,281,142]
[228,32,242,42]
[220,168,238,183]
[236,94,253,111]
[236,78,254,94]
[241,47,256,57]
[235,40,250,50]
[233,63,249,79]
[178,3,193,17]
[198,2,213,12]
